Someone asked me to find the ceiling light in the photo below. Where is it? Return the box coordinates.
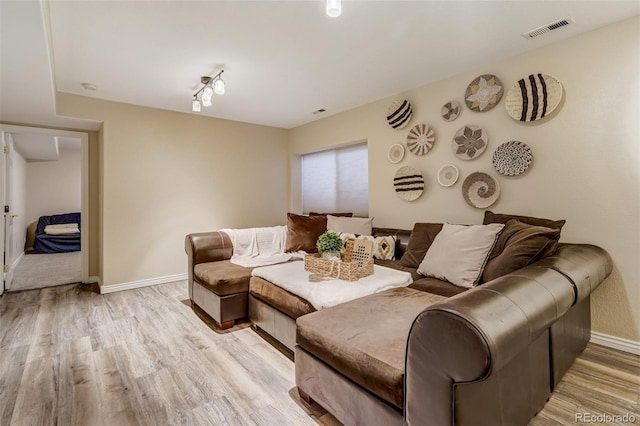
[81,82,97,91]
[201,85,214,103]
[326,0,341,17]
[191,70,224,112]
[213,76,225,95]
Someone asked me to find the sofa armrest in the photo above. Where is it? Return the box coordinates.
[404,267,574,425]
[185,231,233,264]
[535,243,613,304]
[185,231,233,291]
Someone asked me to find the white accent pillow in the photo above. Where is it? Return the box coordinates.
[417,223,504,288]
[327,215,373,235]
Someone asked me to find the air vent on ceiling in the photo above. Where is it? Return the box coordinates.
[522,17,574,39]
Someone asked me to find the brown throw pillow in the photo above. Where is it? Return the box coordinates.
[483,210,566,230]
[399,223,444,268]
[482,219,561,283]
[285,213,327,253]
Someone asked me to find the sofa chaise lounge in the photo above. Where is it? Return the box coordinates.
[295,242,611,425]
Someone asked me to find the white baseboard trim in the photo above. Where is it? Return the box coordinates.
[99,273,188,294]
[590,331,640,355]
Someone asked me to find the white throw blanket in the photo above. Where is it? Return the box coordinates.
[221,226,295,267]
[251,261,413,310]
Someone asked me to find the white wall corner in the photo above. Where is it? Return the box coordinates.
[590,331,640,355]
[99,273,188,294]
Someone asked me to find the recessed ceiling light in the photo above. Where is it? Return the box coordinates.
[312,109,326,115]
[81,82,98,91]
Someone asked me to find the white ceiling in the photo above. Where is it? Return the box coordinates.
[2,1,639,130]
[10,133,80,162]
[11,133,59,161]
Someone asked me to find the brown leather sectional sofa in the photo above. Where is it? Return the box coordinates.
[185,223,612,425]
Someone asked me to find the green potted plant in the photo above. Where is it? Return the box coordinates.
[316,231,344,261]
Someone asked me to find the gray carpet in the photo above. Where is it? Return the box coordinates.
[9,252,82,291]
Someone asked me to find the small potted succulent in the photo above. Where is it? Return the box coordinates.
[316,231,344,261]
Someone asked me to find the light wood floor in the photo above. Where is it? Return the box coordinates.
[0,281,638,426]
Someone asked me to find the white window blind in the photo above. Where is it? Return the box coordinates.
[301,143,369,217]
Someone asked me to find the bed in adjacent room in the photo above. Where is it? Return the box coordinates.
[32,212,81,253]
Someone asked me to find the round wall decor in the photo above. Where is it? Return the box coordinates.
[452,125,488,160]
[437,164,459,187]
[465,74,504,112]
[493,141,533,176]
[406,123,435,156]
[386,99,413,129]
[387,143,405,164]
[394,166,425,201]
[441,101,461,121]
[505,73,563,122]
[462,172,500,209]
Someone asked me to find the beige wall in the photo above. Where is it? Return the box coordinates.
[288,17,640,342]
[25,147,81,226]
[57,94,289,287]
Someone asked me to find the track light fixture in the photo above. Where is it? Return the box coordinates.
[192,70,225,112]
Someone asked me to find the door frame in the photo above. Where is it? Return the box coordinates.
[3,132,15,291]
[1,132,5,295]
[0,124,90,290]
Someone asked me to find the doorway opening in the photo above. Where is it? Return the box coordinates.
[1,125,89,293]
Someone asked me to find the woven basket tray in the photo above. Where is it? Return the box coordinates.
[304,238,374,281]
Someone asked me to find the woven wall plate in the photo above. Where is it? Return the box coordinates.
[465,74,503,112]
[462,172,500,209]
[493,141,533,176]
[441,101,461,121]
[452,125,488,160]
[505,73,563,122]
[387,99,413,129]
[394,166,424,201]
[406,123,435,156]
[387,143,405,164]
[437,164,459,187]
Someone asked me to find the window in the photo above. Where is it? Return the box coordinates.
[301,142,368,217]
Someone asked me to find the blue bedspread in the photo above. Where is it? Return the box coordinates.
[33,212,81,253]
